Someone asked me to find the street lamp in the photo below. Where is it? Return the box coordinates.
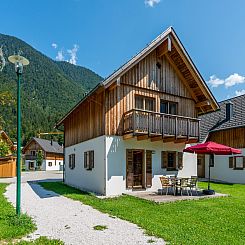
[8,54,29,216]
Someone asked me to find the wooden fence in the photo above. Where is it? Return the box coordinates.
[0,156,16,178]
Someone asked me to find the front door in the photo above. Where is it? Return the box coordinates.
[29,161,35,171]
[197,154,205,178]
[126,149,144,189]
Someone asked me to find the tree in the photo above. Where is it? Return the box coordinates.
[0,141,9,157]
[36,150,44,170]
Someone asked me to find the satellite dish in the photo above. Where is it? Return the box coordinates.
[8,55,29,66]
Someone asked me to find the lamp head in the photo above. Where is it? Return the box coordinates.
[8,55,29,74]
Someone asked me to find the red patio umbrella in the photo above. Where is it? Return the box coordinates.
[184,141,241,194]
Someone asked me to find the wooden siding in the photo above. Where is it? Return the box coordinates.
[64,91,105,147]
[0,156,16,178]
[105,51,198,136]
[208,127,245,149]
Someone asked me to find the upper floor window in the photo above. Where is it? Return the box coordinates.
[160,100,178,115]
[30,150,36,156]
[135,96,155,112]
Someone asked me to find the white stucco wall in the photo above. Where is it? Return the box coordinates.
[64,135,106,195]
[25,159,63,171]
[106,136,197,196]
[205,149,245,183]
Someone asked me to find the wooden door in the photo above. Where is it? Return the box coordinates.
[126,149,144,189]
[197,154,205,178]
[146,150,152,187]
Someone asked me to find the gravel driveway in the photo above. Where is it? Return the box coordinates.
[5,182,165,245]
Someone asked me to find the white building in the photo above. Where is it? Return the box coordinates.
[23,137,64,171]
[56,27,219,196]
[198,94,245,183]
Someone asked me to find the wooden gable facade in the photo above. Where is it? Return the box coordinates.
[58,27,218,147]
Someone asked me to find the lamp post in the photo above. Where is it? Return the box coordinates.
[8,55,29,216]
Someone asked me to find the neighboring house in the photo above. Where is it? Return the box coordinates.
[23,137,64,171]
[199,94,245,183]
[56,27,219,196]
[0,130,16,178]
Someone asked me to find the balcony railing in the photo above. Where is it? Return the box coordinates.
[123,109,200,139]
[24,155,37,160]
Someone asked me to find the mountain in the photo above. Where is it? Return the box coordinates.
[0,33,103,145]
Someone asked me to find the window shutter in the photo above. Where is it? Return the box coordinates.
[178,152,183,170]
[161,151,168,168]
[72,154,75,169]
[173,152,177,170]
[243,157,245,169]
[146,150,152,187]
[90,151,94,169]
[84,152,87,168]
[229,157,234,169]
[126,150,133,188]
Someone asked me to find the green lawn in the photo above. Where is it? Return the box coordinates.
[40,182,245,245]
[0,183,63,245]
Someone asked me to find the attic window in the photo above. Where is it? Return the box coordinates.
[156,62,161,69]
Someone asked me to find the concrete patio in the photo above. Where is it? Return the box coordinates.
[128,190,228,203]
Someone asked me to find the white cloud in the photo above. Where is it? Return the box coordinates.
[56,50,65,61]
[235,89,245,96]
[145,0,161,7]
[207,73,245,88]
[52,43,58,49]
[67,44,79,65]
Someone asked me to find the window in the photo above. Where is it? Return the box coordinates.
[135,96,155,111]
[30,150,36,156]
[59,162,62,165]
[84,151,94,170]
[160,100,178,115]
[48,162,52,167]
[69,154,75,169]
[229,156,245,170]
[161,151,178,171]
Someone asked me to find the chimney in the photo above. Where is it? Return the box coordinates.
[225,101,233,121]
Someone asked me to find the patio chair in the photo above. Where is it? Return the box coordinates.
[188,176,198,196]
[180,178,190,196]
[159,176,174,195]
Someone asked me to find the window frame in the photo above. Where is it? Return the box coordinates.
[84,150,94,171]
[135,95,155,112]
[48,162,52,167]
[69,154,75,170]
[160,100,178,115]
[234,156,244,170]
[161,151,178,171]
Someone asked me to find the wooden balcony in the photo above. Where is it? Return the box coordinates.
[123,109,200,143]
[24,155,37,160]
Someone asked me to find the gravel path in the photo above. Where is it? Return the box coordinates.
[5,183,165,245]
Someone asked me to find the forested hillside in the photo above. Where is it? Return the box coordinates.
[0,33,102,145]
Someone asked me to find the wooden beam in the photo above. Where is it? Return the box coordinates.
[195,100,210,108]
[165,54,198,103]
[174,137,187,143]
[150,136,163,142]
[123,133,134,140]
[186,138,199,144]
[137,135,149,141]
[156,39,169,57]
[163,136,175,143]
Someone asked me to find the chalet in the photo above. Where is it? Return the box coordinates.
[23,137,63,171]
[0,130,16,177]
[56,27,219,196]
[198,94,245,183]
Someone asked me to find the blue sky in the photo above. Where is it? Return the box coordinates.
[1,0,245,101]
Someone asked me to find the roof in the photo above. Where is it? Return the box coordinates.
[56,26,219,127]
[23,137,63,154]
[0,130,14,147]
[199,94,245,141]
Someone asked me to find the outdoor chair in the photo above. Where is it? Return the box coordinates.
[180,178,190,196]
[187,176,198,196]
[159,176,175,195]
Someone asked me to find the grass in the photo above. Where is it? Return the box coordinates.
[0,183,63,245]
[0,183,35,241]
[93,225,108,231]
[40,181,245,245]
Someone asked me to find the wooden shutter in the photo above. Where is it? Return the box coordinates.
[229,157,234,169]
[84,152,87,168]
[173,152,177,170]
[146,150,152,187]
[161,151,168,168]
[243,157,245,169]
[126,150,133,188]
[72,154,75,169]
[89,151,94,169]
[178,152,183,170]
